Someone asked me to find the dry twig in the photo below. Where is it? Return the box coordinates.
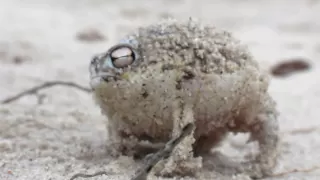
[69,123,194,180]
[268,166,320,178]
[131,123,195,180]
[69,171,112,180]
[1,81,92,104]
[281,126,320,135]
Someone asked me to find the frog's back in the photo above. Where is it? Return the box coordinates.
[127,18,260,75]
[130,19,270,136]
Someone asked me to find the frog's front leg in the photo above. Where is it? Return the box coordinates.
[106,119,165,159]
[106,120,140,157]
[155,99,202,177]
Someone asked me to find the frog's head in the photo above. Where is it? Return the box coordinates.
[89,26,192,125]
[88,21,196,93]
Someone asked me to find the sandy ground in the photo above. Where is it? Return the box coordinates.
[1,0,320,179]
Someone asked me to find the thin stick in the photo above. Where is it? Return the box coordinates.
[69,171,112,180]
[68,124,194,180]
[131,123,195,180]
[1,81,92,104]
[281,126,320,135]
[269,166,320,178]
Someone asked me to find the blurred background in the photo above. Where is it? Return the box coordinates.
[0,0,320,179]
[1,0,319,85]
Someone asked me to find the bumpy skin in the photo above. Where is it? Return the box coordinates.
[89,19,279,178]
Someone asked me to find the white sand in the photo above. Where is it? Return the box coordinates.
[1,0,320,179]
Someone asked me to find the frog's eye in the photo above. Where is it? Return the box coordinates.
[109,45,136,68]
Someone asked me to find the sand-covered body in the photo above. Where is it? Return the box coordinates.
[90,19,279,178]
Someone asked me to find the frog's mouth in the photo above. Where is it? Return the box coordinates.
[90,70,132,90]
[94,72,117,82]
[90,73,117,89]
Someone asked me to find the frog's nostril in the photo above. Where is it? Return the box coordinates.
[102,77,110,82]
[182,69,195,80]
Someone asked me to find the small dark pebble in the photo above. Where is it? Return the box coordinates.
[271,58,311,77]
[13,55,31,64]
[76,28,106,42]
[0,41,34,64]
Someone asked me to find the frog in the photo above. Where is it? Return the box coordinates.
[89,18,279,179]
